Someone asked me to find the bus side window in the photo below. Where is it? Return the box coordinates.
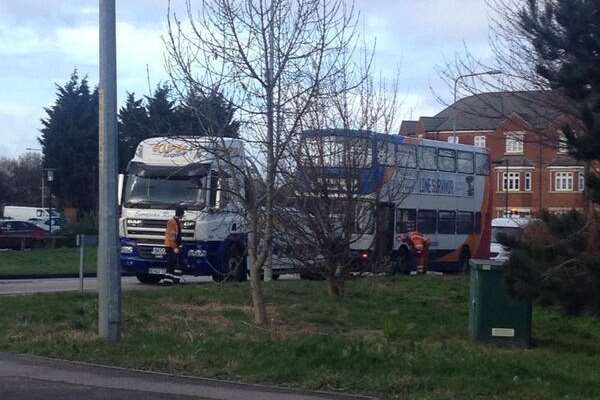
[438,210,456,234]
[395,208,416,233]
[457,151,474,174]
[418,146,437,170]
[457,211,474,234]
[475,153,490,175]
[438,149,456,172]
[474,212,482,233]
[417,209,437,234]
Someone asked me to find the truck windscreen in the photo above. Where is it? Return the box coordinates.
[124,174,206,210]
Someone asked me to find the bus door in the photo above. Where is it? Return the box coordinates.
[374,202,395,261]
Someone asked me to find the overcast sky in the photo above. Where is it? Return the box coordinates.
[0,0,494,158]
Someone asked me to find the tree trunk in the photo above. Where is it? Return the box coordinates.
[247,213,268,326]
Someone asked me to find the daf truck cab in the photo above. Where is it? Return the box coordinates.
[119,137,249,283]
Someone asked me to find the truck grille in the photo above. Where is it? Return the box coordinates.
[126,219,195,243]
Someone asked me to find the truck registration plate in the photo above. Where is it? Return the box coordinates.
[148,268,167,275]
[151,247,166,257]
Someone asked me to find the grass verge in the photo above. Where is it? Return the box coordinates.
[0,276,599,399]
[0,246,97,276]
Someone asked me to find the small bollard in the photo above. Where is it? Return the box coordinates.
[78,234,85,294]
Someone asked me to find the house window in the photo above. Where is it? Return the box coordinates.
[555,172,573,191]
[447,136,459,144]
[524,172,532,191]
[474,135,486,148]
[505,132,524,154]
[501,172,520,191]
[578,172,585,192]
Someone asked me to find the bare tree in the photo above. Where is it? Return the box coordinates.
[164,0,362,325]
[273,65,411,297]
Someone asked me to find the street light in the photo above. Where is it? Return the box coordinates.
[46,168,55,234]
[452,70,503,143]
[492,159,510,217]
[25,148,47,209]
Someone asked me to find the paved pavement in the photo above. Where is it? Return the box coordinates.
[0,353,373,400]
[0,276,212,296]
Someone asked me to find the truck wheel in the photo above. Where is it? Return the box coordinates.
[136,273,162,285]
[222,246,246,282]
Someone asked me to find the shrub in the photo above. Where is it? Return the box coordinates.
[503,210,600,316]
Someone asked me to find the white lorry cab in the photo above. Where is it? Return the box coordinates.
[120,136,279,283]
[489,217,531,261]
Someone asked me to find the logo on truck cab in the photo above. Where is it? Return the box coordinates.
[151,143,191,157]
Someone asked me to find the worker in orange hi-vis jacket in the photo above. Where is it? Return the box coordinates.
[407,230,431,274]
[163,206,184,284]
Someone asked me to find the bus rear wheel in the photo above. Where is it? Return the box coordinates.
[459,247,471,273]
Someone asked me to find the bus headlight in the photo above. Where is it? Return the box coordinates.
[187,249,207,257]
[120,246,134,254]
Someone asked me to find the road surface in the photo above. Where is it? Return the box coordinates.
[0,353,373,400]
[0,276,211,296]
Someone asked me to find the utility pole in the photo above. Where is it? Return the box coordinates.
[98,0,121,342]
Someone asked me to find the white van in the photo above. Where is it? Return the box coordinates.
[2,206,64,232]
[2,206,60,220]
[490,217,532,261]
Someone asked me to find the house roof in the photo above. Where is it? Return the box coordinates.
[420,90,573,133]
[549,155,585,167]
[492,155,535,168]
[399,120,417,136]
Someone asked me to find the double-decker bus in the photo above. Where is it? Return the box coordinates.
[299,129,492,272]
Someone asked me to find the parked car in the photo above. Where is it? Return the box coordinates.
[27,217,64,233]
[489,217,532,261]
[0,220,48,249]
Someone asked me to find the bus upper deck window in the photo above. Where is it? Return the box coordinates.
[475,153,490,175]
[438,149,456,172]
[397,144,417,168]
[418,146,437,170]
[457,151,474,174]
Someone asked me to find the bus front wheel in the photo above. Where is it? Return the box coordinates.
[393,247,412,275]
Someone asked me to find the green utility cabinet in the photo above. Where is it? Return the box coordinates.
[469,259,532,347]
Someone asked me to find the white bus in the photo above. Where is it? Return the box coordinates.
[298,129,493,273]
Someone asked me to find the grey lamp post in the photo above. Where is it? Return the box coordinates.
[452,70,503,143]
[46,169,55,234]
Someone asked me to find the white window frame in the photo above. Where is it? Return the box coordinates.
[578,172,585,192]
[447,136,459,144]
[554,171,573,191]
[501,171,520,192]
[505,132,524,154]
[474,135,486,148]
[524,172,532,191]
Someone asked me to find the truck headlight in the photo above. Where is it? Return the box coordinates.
[182,220,195,229]
[127,219,142,227]
[120,246,134,254]
[187,249,207,257]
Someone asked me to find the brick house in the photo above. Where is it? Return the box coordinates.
[401,91,586,217]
